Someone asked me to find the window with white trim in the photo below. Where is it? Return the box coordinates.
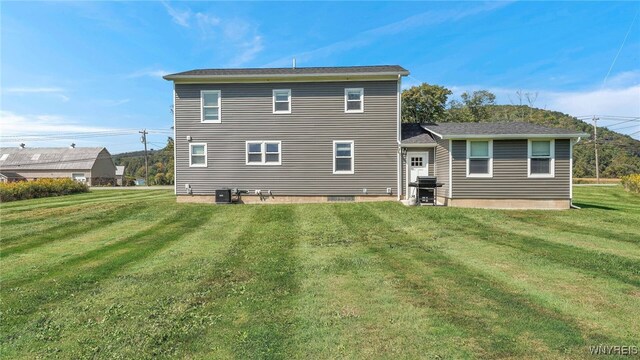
[273,89,291,114]
[201,90,221,122]
[528,139,554,177]
[189,143,207,167]
[333,140,354,174]
[345,88,364,113]
[466,140,492,177]
[246,141,281,165]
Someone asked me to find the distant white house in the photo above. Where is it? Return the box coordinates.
[0,145,117,186]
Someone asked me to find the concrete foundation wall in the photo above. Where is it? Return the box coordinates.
[177,194,396,204]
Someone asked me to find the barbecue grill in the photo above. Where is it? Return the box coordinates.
[408,176,444,206]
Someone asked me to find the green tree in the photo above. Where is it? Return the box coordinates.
[447,90,496,122]
[401,83,452,123]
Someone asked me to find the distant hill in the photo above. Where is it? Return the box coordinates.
[457,105,640,178]
[113,138,174,185]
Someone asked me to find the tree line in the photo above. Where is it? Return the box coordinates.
[113,137,175,185]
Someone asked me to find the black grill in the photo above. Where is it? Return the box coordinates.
[408,176,443,205]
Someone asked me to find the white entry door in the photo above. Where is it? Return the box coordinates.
[407,152,429,198]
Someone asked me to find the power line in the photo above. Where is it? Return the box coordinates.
[603,10,639,85]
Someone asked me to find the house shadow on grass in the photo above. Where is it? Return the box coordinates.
[572,202,618,211]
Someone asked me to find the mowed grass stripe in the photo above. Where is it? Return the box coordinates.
[334,203,601,357]
[459,214,640,287]
[180,205,301,358]
[0,190,170,217]
[0,200,155,256]
[289,203,475,359]
[1,205,212,323]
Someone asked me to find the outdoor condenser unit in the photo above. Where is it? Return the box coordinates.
[215,189,231,204]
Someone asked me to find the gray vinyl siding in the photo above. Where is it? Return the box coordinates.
[434,138,450,198]
[451,139,571,199]
[174,81,398,196]
[400,147,435,197]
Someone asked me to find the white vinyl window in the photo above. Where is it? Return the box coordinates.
[333,140,354,174]
[528,139,555,177]
[344,88,364,113]
[273,89,291,114]
[246,141,282,165]
[189,143,207,167]
[201,90,221,123]
[466,140,493,177]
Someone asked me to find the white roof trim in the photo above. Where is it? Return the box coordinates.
[399,144,438,148]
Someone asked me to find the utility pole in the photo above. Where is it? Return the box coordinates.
[592,116,599,184]
[139,129,149,186]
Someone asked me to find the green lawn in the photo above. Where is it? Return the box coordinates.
[1,187,638,359]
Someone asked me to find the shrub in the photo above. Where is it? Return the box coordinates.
[0,178,89,202]
[620,174,640,194]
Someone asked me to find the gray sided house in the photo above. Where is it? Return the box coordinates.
[165,65,587,209]
[0,146,117,186]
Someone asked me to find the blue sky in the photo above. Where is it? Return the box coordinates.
[1,1,639,153]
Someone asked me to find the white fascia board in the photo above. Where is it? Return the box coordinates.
[399,144,438,148]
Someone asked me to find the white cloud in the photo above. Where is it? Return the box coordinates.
[264,2,510,67]
[3,87,70,102]
[229,36,264,67]
[126,69,170,79]
[161,1,191,27]
[5,87,65,93]
[547,85,640,118]
[97,99,131,106]
[0,110,127,139]
[161,2,263,66]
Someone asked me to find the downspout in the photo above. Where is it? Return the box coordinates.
[173,84,177,195]
[570,136,581,209]
[396,75,402,201]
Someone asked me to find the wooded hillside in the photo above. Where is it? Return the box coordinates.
[113,137,174,185]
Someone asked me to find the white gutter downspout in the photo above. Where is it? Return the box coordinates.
[396,75,402,201]
[173,84,177,195]
[570,136,582,209]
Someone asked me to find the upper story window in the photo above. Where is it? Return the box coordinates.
[528,139,555,177]
[273,89,291,114]
[466,140,493,177]
[201,90,221,123]
[333,140,354,174]
[345,88,364,113]
[246,141,282,165]
[189,143,207,167]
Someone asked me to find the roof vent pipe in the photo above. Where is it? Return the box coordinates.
[292,57,296,69]
[70,143,76,148]
[19,143,25,149]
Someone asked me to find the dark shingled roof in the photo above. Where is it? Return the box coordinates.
[164,65,409,79]
[401,123,437,145]
[421,122,588,139]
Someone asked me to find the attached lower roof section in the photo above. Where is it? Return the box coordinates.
[400,123,437,147]
[421,122,588,139]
